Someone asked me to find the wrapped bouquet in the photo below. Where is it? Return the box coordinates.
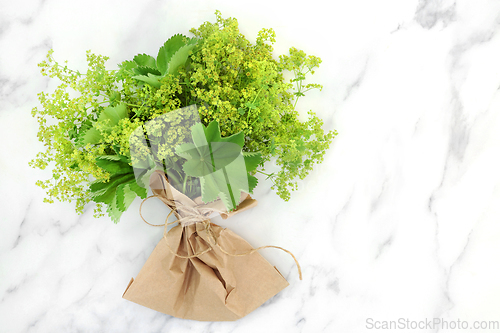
[30,11,336,320]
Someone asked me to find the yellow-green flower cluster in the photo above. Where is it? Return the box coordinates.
[185,11,336,200]
[30,11,336,216]
[31,50,123,216]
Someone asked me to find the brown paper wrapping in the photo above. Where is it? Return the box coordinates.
[122,171,289,321]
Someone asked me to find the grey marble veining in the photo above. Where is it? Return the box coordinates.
[1,0,500,332]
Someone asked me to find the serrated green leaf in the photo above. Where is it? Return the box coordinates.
[170,159,184,175]
[175,120,259,211]
[203,120,221,144]
[174,143,198,160]
[76,119,92,136]
[177,142,240,178]
[90,173,135,204]
[222,132,244,148]
[186,37,199,46]
[217,190,233,212]
[190,123,208,148]
[133,54,157,69]
[167,43,197,75]
[98,103,128,127]
[89,172,132,195]
[222,154,250,194]
[132,74,161,88]
[115,183,126,211]
[132,168,157,191]
[95,157,132,175]
[97,154,130,163]
[182,157,213,178]
[156,34,187,75]
[119,60,137,71]
[79,126,103,146]
[210,142,242,170]
[200,171,224,203]
[247,174,258,193]
[126,178,148,198]
[133,66,161,76]
[106,198,123,224]
[203,120,245,149]
[243,152,262,172]
[115,183,138,212]
[123,183,139,206]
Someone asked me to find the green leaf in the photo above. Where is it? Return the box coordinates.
[133,66,161,76]
[219,131,245,148]
[190,123,209,148]
[174,143,198,160]
[203,120,221,144]
[186,37,199,46]
[133,54,157,69]
[210,142,242,170]
[245,101,256,109]
[89,172,133,195]
[69,162,79,170]
[203,120,244,148]
[243,152,262,172]
[107,199,123,223]
[200,170,225,203]
[90,173,135,204]
[90,171,145,223]
[98,103,128,127]
[247,174,258,193]
[177,143,240,178]
[115,183,127,211]
[132,74,161,88]
[175,120,262,211]
[127,176,148,197]
[167,43,197,75]
[79,126,103,146]
[156,34,187,75]
[170,158,184,175]
[181,156,213,178]
[95,156,132,175]
[221,155,251,201]
[97,154,130,163]
[118,60,137,71]
[68,126,77,140]
[115,182,138,211]
[217,190,233,212]
[296,139,306,152]
[74,120,92,141]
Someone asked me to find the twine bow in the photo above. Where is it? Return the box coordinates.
[139,194,302,280]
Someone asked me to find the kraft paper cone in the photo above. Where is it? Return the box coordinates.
[122,171,289,321]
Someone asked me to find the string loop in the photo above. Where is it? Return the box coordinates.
[139,194,302,280]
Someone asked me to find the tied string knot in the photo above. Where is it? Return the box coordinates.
[139,194,302,280]
[171,204,218,246]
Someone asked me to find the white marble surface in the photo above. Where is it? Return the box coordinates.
[2,0,500,332]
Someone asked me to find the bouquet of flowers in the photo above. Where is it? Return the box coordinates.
[30,11,336,321]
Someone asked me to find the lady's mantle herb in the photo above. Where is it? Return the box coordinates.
[30,11,336,221]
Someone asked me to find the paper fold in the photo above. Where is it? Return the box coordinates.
[122,171,289,321]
